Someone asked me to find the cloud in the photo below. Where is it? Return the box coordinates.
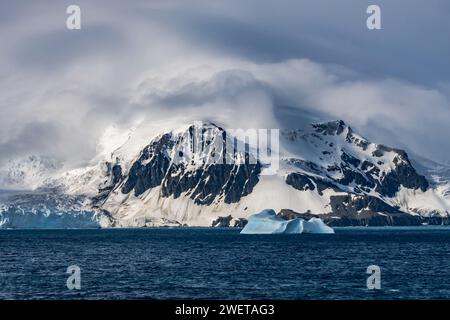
[130,59,450,163]
[0,0,449,176]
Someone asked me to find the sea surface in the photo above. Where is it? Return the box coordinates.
[1,227,450,300]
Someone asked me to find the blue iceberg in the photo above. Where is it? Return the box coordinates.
[240,209,334,234]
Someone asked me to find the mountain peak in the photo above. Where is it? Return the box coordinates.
[312,120,348,136]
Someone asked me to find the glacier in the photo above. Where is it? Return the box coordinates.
[0,190,109,229]
[0,207,103,229]
[240,209,335,234]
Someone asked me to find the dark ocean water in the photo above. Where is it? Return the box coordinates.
[1,227,450,300]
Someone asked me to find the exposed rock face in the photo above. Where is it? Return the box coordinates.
[324,194,426,226]
[278,209,318,221]
[92,160,123,206]
[285,172,341,195]
[122,133,174,196]
[212,215,233,227]
[233,218,248,228]
[329,194,401,215]
[376,162,429,197]
[115,124,261,206]
[312,120,346,136]
[161,162,261,205]
[278,208,449,227]
[285,156,428,200]
[211,215,249,227]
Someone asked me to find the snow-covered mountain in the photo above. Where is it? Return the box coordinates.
[2,119,450,228]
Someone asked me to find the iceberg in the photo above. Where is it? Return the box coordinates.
[240,209,334,234]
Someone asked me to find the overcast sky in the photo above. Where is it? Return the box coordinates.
[1,0,450,169]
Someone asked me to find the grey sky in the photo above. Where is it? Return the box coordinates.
[1,0,450,169]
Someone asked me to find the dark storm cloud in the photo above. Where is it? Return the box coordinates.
[143,0,450,85]
[9,25,125,72]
